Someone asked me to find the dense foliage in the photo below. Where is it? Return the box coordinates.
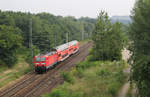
[129,0,150,96]
[91,11,126,61]
[0,25,22,67]
[0,10,95,66]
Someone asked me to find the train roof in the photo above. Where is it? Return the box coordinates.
[36,51,56,57]
[35,40,78,57]
[55,40,78,51]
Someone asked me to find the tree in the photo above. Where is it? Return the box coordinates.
[91,11,125,61]
[129,0,150,96]
[0,25,22,67]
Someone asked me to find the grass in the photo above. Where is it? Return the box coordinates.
[0,55,31,88]
[43,58,128,97]
[79,39,90,46]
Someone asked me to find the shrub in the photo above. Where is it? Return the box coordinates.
[115,70,124,83]
[61,72,75,84]
[47,89,68,97]
[108,82,120,96]
[43,89,83,97]
[76,68,84,78]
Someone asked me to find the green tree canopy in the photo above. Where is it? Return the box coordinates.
[0,25,23,66]
[129,0,150,96]
[91,11,125,61]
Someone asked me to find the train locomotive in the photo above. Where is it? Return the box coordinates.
[34,40,79,73]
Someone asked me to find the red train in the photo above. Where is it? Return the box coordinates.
[34,40,79,73]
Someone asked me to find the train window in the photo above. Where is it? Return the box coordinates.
[36,57,45,62]
[62,53,68,58]
[41,57,45,61]
[36,58,41,62]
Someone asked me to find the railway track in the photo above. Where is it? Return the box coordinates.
[0,42,92,97]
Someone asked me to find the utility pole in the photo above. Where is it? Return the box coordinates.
[82,31,84,40]
[29,18,33,67]
[54,32,57,47]
[81,24,84,40]
[66,32,69,43]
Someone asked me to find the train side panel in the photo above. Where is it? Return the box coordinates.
[68,45,73,55]
[46,54,58,68]
[60,49,69,61]
[72,42,79,54]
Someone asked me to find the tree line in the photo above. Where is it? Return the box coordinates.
[0,10,95,67]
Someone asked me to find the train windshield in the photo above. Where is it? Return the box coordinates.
[36,57,46,62]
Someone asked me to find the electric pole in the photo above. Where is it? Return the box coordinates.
[66,32,69,43]
[29,18,33,67]
[82,31,84,40]
[54,32,57,47]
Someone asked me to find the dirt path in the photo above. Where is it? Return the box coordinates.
[118,67,130,97]
[118,49,138,97]
[118,82,130,97]
[132,84,137,97]
[118,49,131,97]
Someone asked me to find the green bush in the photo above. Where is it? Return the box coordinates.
[43,89,83,97]
[108,82,120,96]
[45,89,68,97]
[76,68,84,78]
[61,72,75,84]
[76,60,98,71]
[115,70,124,83]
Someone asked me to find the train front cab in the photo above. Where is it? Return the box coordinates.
[34,52,58,73]
[34,56,47,73]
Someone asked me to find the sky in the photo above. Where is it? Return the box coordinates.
[0,0,135,18]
